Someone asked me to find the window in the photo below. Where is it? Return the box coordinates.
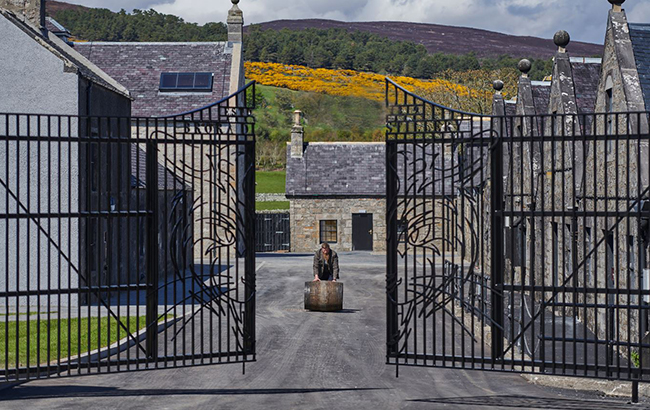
[628,236,638,301]
[585,227,593,287]
[319,220,337,243]
[159,72,213,92]
[552,223,559,299]
[90,143,98,192]
[605,75,614,153]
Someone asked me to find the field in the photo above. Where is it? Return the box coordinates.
[256,171,286,194]
[256,171,288,211]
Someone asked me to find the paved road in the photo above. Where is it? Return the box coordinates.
[0,252,644,409]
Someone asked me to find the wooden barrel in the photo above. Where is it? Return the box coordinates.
[304,281,343,311]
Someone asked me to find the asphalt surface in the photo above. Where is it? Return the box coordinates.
[0,252,646,409]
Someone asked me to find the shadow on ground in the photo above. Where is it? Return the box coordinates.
[409,394,635,409]
[256,253,314,258]
[1,386,386,401]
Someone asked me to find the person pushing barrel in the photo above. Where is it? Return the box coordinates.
[313,243,339,282]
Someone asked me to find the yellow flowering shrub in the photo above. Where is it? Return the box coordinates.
[245,62,491,104]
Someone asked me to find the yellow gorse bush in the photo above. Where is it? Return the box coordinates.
[245,62,491,103]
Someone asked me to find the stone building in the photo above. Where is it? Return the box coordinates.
[0,1,132,307]
[578,0,650,346]
[286,113,386,252]
[73,4,244,117]
[286,108,458,254]
[74,0,248,261]
[492,0,650,356]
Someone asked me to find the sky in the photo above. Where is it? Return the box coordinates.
[61,0,650,44]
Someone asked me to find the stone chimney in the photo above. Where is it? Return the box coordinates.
[227,0,243,43]
[1,0,47,33]
[609,0,625,13]
[291,110,304,159]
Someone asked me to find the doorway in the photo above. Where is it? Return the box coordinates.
[352,213,373,251]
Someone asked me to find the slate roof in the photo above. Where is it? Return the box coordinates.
[285,142,457,197]
[571,61,601,115]
[629,24,650,111]
[505,101,517,116]
[74,42,233,117]
[531,82,551,114]
[286,143,385,197]
[0,10,130,99]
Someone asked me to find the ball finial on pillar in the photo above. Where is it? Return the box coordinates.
[493,80,504,93]
[554,30,570,52]
[518,59,532,75]
[232,0,240,4]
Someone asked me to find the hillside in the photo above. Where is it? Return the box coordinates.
[247,19,603,60]
[46,0,89,15]
[46,1,603,60]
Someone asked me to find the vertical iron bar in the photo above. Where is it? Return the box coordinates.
[244,136,256,356]
[145,139,159,360]
[386,137,398,360]
[491,116,505,359]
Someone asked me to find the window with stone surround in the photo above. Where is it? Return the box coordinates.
[320,220,337,244]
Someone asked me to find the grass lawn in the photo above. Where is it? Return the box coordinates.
[0,315,172,367]
[256,171,286,194]
[256,201,290,211]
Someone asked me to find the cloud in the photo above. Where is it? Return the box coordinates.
[61,0,650,44]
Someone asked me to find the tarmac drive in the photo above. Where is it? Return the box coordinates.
[0,252,646,409]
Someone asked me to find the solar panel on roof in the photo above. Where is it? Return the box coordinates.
[159,72,214,91]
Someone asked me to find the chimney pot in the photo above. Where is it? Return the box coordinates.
[290,110,304,159]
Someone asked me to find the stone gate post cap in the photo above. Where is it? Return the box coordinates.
[608,0,625,7]
[518,59,532,74]
[232,0,240,4]
[553,30,570,49]
[492,80,504,92]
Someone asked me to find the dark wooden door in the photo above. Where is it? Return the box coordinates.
[352,213,373,251]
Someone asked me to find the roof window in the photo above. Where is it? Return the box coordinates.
[159,72,213,92]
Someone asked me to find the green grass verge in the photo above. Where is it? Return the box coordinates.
[0,315,173,367]
[256,201,290,211]
[256,171,286,194]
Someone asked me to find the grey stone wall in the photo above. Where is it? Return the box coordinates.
[577,8,650,348]
[289,197,385,252]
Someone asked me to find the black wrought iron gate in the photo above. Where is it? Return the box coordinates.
[386,78,650,384]
[0,83,256,382]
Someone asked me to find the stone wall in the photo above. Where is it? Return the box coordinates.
[289,197,385,252]
[1,0,42,27]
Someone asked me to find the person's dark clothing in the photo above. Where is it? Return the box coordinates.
[313,249,340,281]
